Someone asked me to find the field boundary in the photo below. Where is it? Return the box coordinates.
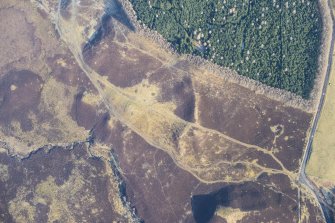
[119,0,334,113]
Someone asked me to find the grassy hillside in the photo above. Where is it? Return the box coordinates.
[130,0,322,98]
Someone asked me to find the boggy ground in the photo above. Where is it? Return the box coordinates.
[0,0,326,222]
[0,143,136,222]
[60,0,321,221]
[0,0,96,156]
[86,114,324,223]
[83,7,312,176]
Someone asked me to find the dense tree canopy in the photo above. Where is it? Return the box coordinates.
[130,0,322,98]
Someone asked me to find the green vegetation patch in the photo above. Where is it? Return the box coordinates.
[130,0,322,98]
